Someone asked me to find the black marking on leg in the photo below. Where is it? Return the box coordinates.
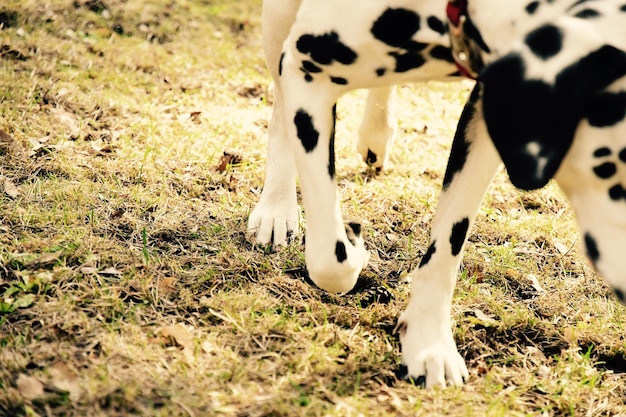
[593,147,612,158]
[419,241,437,268]
[336,241,348,263]
[330,76,348,85]
[279,52,285,76]
[328,105,336,178]
[614,288,626,303]
[376,68,387,77]
[347,222,362,236]
[609,184,626,201]
[295,109,319,152]
[345,222,361,246]
[304,73,313,82]
[574,8,600,18]
[296,32,357,65]
[593,162,617,179]
[584,232,600,263]
[366,149,378,165]
[526,1,540,14]
[450,218,470,256]
[443,85,480,189]
[619,148,626,163]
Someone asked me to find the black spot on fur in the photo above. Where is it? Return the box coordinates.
[593,162,617,179]
[443,85,480,189]
[366,149,378,165]
[329,105,336,178]
[297,32,357,66]
[376,68,387,77]
[302,60,322,73]
[336,241,347,263]
[390,51,426,72]
[609,184,626,201]
[614,288,626,303]
[304,73,313,82]
[619,148,626,162]
[347,222,362,237]
[584,233,600,263]
[526,1,540,14]
[371,8,422,50]
[279,52,285,76]
[427,16,447,35]
[525,24,563,60]
[450,218,470,256]
[594,147,612,158]
[330,76,348,85]
[586,92,626,127]
[430,45,454,63]
[621,4,626,12]
[574,8,600,18]
[480,46,626,190]
[294,109,319,152]
[419,241,437,268]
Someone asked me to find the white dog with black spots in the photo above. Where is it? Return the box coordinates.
[248,0,626,388]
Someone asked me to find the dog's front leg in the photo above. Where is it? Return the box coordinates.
[398,85,500,388]
[279,63,368,294]
[247,0,301,248]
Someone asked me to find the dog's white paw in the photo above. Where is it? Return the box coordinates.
[397,306,468,388]
[357,132,393,171]
[247,197,299,248]
[306,222,369,293]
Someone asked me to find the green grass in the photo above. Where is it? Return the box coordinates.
[1,0,626,415]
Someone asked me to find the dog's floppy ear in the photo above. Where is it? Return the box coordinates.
[480,45,626,190]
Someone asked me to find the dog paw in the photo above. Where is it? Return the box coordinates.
[247,198,299,248]
[357,141,391,172]
[306,221,369,294]
[397,313,468,388]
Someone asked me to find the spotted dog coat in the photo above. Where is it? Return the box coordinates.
[248,0,626,388]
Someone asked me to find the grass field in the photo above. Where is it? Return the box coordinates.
[1,0,626,415]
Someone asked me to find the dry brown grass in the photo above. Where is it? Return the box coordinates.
[1,0,626,416]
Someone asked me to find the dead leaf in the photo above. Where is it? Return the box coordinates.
[214,151,242,173]
[159,324,195,360]
[79,266,99,275]
[99,266,122,276]
[16,374,44,399]
[49,362,82,401]
[190,111,202,124]
[157,277,177,295]
[472,309,498,327]
[527,274,546,294]
[0,130,14,143]
[89,141,115,156]
[3,176,19,199]
[25,251,63,267]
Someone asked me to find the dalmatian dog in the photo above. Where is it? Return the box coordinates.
[248,0,626,388]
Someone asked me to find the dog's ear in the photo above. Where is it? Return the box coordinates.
[480,45,626,190]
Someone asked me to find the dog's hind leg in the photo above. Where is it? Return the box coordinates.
[397,85,500,388]
[248,0,302,248]
[357,86,396,171]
